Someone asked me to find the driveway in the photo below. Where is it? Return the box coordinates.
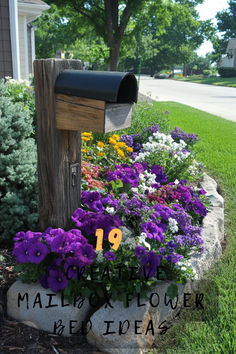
[138,76,236,122]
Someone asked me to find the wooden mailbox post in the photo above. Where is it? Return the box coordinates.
[34,59,138,230]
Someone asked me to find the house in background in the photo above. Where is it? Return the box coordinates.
[219,38,236,69]
[0,0,49,80]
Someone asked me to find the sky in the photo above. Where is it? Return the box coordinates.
[196,0,229,56]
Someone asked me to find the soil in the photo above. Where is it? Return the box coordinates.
[0,248,103,354]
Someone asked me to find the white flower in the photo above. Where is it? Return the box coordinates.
[120,226,132,240]
[131,187,138,193]
[174,179,179,185]
[168,218,179,233]
[96,250,104,263]
[106,206,115,214]
[138,233,151,250]
[122,237,136,249]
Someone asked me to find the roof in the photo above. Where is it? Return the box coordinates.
[18,0,49,5]
[226,38,236,53]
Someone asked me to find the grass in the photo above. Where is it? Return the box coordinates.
[132,101,236,353]
[173,75,236,88]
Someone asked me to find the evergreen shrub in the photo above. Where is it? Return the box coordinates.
[0,80,38,244]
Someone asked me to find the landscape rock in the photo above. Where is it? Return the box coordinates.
[7,280,90,336]
[87,174,224,353]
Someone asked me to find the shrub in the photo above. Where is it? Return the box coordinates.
[0,80,38,244]
[202,69,211,77]
[5,77,36,134]
[218,67,236,78]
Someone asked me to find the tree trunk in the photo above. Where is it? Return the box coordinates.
[109,41,121,71]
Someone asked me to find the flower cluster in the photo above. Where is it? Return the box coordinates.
[13,228,96,292]
[13,121,208,302]
[81,161,104,190]
[81,132,133,166]
[171,127,200,146]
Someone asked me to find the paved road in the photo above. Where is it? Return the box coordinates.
[138,76,236,122]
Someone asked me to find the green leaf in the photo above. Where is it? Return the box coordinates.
[116,178,123,188]
[167,283,179,300]
[14,264,23,272]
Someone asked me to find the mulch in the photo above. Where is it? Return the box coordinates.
[0,248,103,354]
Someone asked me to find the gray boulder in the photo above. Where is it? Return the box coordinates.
[7,280,90,336]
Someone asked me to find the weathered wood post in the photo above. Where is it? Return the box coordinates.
[34,59,82,230]
[34,59,138,231]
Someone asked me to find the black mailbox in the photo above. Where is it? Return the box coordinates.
[55,70,138,133]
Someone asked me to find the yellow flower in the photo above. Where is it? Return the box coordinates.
[109,137,117,145]
[113,145,119,150]
[126,147,133,153]
[82,137,91,141]
[117,149,125,157]
[81,149,86,153]
[116,142,126,148]
[111,134,119,141]
[97,141,105,148]
[82,132,92,137]
[97,152,104,157]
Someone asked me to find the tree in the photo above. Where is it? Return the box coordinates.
[129,1,210,74]
[46,0,148,70]
[211,0,236,62]
[34,4,80,58]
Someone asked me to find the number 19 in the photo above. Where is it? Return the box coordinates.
[95,228,122,251]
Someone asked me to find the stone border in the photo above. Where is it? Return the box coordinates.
[7,174,224,352]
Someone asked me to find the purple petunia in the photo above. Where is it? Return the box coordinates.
[71,208,88,227]
[104,251,116,261]
[191,199,207,217]
[47,269,68,292]
[64,257,83,279]
[81,191,105,212]
[13,241,31,263]
[77,243,96,265]
[141,222,164,242]
[28,242,49,264]
[141,251,161,278]
[151,165,167,184]
[135,245,147,257]
[171,127,200,146]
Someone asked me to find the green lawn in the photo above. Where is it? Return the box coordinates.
[173,75,236,88]
[145,102,236,353]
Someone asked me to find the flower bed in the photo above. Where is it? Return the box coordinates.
[13,122,210,304]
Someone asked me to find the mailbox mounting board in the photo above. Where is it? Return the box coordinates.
[55,93,133,133]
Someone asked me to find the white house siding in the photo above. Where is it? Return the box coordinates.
[18,14,29,79]
[220,56,234,68]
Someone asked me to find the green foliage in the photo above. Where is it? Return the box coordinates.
[148,101,236,354]
[124,102,171,135]
[5,77,36,133]
[218,66,236,77]
[211,1,236,61]
[0,80,38,244]
[120,1,213,74]
[45,0,147,70]
[34,4,83,59]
